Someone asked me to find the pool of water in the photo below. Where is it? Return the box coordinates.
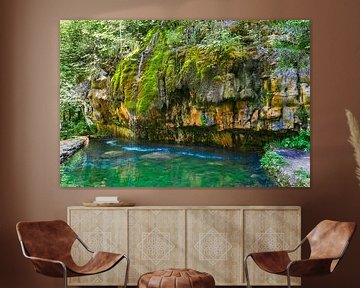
[60,138,277,187]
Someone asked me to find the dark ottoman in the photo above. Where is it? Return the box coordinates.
[138,268,215,288]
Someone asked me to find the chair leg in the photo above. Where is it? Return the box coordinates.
[244,255,252,288]
[123,255,130,288]
[286,270,291,288]
[62,264,68,288]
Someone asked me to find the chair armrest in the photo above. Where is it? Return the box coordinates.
[247,250,290,258]
[285,237,307,253]
[25,255,67,277]
[19,240,67,277]
[287,258,335,277]
[245,236,306,258]
[76,236,94,253]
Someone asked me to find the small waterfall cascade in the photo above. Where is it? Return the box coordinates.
[136,51,145,81]
[136,31,160,82]
[128,111,137,146]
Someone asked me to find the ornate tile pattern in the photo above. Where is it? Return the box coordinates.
[187,209,242,285]
[128,209,186,284]
[138,228,175,265]
[252,228,287,252]
[194,227,232,265]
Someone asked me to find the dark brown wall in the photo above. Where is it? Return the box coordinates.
[1,0,360,287]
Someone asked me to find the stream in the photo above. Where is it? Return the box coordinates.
[60,138,277,187]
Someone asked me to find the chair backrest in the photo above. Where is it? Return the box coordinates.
[16,220,77,261]
[306,220,356,263]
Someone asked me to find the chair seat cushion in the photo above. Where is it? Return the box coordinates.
[67,252,124,276]
[250,251,291,274]
[138,268,215,288]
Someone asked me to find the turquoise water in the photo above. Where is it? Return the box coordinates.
[60,138,277,187]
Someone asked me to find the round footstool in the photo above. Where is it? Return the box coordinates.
[138,268,215,288]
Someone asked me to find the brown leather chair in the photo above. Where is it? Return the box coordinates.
[244,220,356,288]
[16,220,129,288]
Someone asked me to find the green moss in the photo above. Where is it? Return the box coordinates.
[180,45,246,86]
[181,47,215,82]
[164,52,183,94]
[213,75,224,83]
[111,50,140,112]
[112,118,125,127]
[136,34,169,114]
[111,24,248,118]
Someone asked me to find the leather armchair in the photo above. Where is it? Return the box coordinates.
[16,220,129,288]
[244,220,356,288]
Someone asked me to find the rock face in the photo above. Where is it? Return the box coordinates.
[86,40,310,149]
[60,136,89,163]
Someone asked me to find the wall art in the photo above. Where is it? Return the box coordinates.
[60,20,310,187]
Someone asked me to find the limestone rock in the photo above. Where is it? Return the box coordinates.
[234,103,251,129]
[87,44,310,147]
[299,67,310,83]
[216,103,234,131]
[266,107,282,119]
[282,107,297,129]
[101,150,127,159]
[204,84,223,103]
[271,68,299,97]
[271,95,284,107]
[60,136,89,164]
[300,83,310,105]
[91,76,108,89]
[239,88,257,100]
[140,152,175,160]
[222,73,236,100]
[251,110,259,123]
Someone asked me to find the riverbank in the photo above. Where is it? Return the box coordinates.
[265,148,310,187]
[60,136,89,163]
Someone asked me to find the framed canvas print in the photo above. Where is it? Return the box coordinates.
[60,20,310,188]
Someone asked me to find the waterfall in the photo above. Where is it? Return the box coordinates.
[136,32,159,81]
[128,112,137,146]
[137,51,145,81]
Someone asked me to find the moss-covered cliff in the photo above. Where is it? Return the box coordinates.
[83,20,310,149]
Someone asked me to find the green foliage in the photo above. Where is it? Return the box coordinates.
[297,106,310,126]
[272,20,310,70]
[166,29,184,47]
[123,20,161,43]
[293,169,310,187]
[60,20,140,87]
[275,20,310,52]
[60,117,97,140]
[112,118,123,127]
[267,129,310,151]
[260,129,310,187]
[260,151,289,175]
[198,25,242,52]
[260,150,310,187]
